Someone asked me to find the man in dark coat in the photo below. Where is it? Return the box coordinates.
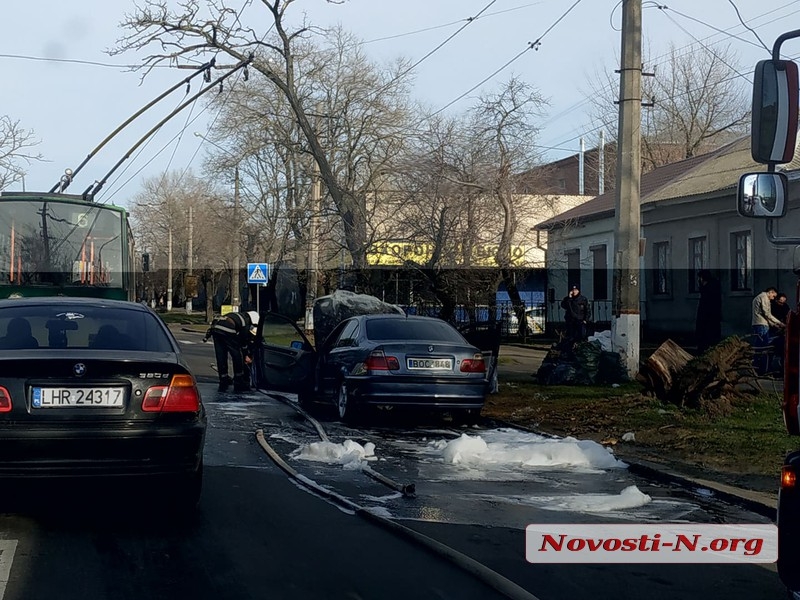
[695,269,722,354]
[561,285,590,344]
[771,292,791,333]
[204,310,259,392]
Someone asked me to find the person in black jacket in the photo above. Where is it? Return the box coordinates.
[561,285,590,344]
[204,310,260,392]
[695,269,722,354]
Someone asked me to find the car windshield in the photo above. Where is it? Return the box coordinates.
[365,318,466,342]
[0,304,173,351]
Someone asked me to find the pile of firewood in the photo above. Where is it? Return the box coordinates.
[637,337,755,413]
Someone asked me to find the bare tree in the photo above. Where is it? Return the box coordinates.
[129,170,234,319]
[0,116,41,191]
[466,77,548,331]
[385,114,491,319]
[379,77,548,323]
[586,41,749,172]
[114,2,412,279]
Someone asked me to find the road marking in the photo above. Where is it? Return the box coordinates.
[0,540,18,599]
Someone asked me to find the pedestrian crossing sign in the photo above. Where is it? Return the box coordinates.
[247,263,270,285]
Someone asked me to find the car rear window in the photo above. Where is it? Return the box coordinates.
[365,318,466,343]
[0,304,174,352]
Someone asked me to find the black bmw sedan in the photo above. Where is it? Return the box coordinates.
[0,297,206,506]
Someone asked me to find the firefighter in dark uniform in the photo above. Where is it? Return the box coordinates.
[204,310,259,392]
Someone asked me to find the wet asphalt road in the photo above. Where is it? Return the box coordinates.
[0,328,785,600]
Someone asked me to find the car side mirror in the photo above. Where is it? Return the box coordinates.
[752,59,799,164]
[290,340,304,350]
[737,172,788,218]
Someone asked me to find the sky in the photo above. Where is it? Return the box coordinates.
[2,0,799,206]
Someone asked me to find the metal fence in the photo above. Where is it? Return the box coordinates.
[397,301,548,341]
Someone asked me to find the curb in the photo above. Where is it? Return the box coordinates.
[486,418,778,522]
[620,457,777,522]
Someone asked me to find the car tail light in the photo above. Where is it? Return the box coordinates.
[142,374,200,413]
[364,350,400,372]
[783,466,797,489]
[0,386,11,413]
[460,354,486,373]
[784,310,800,435]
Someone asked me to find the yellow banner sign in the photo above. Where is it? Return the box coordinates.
[367,241,527,266]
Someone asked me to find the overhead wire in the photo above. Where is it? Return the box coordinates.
[428,0,584,119]
[538,2,800,153]
[362,1,548,44]
[727,0,771,52]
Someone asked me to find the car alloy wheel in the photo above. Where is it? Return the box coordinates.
[337,381,349,420]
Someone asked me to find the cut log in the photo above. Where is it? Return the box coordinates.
[636,339,693,399]
[637,336,756,410]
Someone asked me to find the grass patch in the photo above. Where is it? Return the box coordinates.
[156,311,209,325]
[484,381,796,486]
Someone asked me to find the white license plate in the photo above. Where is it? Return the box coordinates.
[32,387,125,408]
[406,358,453,371]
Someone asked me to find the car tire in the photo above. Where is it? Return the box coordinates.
[337,381,359,423]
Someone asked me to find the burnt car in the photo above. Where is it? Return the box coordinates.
[0,297,206,506]
[253,312,488,423]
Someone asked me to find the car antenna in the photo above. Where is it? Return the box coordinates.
[50,59,217,194]
[83,54,254,200]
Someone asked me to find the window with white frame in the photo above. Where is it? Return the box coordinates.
[730,231,752,291]
[688,236,707,293]
[653,241,670,295]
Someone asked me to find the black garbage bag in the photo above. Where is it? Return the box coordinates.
[548,363,578,385]
[573,341,602,383]
[536,362,556,385]
[597,351,630,384]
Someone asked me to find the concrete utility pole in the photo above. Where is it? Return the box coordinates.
[612,0,642,376]
[305,159,320,333]
[232,166,241,311]
[186,205,194,313]
[599,130,606,195]
[167,227,173,311]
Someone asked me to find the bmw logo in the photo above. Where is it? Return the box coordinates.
[73,363,87,377]
[428,345,434,352]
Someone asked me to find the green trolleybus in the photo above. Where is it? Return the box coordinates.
[0,192,136,301]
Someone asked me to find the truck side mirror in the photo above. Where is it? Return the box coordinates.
[737,172,788,218]
[752,59,799,164]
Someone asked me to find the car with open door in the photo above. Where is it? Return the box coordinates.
[252,311,488,423]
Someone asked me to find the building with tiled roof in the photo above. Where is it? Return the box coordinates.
[535,135,800,340]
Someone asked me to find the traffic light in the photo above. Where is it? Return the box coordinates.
[142,253,150,272]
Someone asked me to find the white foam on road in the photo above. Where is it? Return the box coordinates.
[432,429,626,472]
[291,439,377,470]
[505,485,652,513]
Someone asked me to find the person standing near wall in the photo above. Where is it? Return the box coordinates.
[561,285,590,344]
